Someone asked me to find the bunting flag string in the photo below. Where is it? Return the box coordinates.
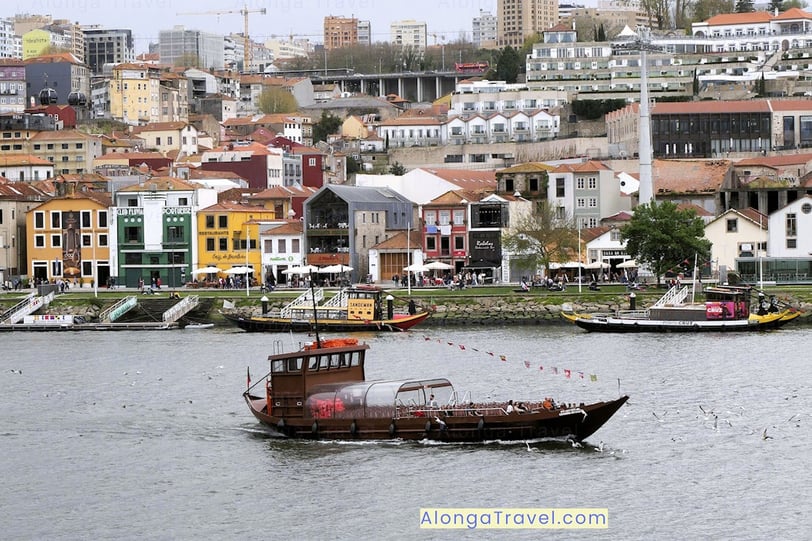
[413,334,600,383]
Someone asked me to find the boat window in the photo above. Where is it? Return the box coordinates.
[319,355,329,369]
[350,353,360,367]
[338,353,349,367]
[271,360,285,373]
[329,354,340,368]
[308,357,319,370]
[287,358,302,372]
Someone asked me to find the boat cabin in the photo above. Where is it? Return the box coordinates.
[703,285,751,320]
[266,340,368,419]
[345,286,384,321]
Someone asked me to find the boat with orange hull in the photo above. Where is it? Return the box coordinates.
[243,337,628,443]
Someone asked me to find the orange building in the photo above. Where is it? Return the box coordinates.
[25,192,112,287]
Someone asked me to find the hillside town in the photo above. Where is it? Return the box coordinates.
[1,2,812,292]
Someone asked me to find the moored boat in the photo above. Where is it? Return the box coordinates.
[243,337,628,443]
[224,285,430,332]
[563,284,800,333]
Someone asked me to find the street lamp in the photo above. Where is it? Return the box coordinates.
[2,244,9,286]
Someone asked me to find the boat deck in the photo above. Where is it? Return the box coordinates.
[0,321,180,332]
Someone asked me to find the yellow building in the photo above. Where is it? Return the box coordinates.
[341,116,370,139]
[25,192,112,287]
[109,63,163,125]
[196,202,277,283]
[22,29,57,60]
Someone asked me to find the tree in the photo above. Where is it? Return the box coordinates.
[735,0,755,12]
[494,46,521,83]
[597,24,607,42]
[257,87,298,114]
[312,111,342,143]
[620,201,712,286]
[768,0,785,11]
[346,155,361,174]
[389,161,406,175]
[691,0,736,22]
[501,201,578,277]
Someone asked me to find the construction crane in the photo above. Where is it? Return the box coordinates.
[177,4,267,73]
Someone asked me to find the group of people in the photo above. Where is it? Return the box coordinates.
[505,400,530,414]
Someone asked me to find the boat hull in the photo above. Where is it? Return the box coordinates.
[571,311,791,333]
[224,311,430,332]
[244,394,628,443]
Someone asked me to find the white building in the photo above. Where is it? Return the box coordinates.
[704,207,768,275]
[548,161,632,228]
[0,18,22,59]
[390,20,427,50]
[472,10,497,49]
[260,220,304,283]
[767,195,812,259]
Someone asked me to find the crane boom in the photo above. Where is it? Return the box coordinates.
[176,4,267,72]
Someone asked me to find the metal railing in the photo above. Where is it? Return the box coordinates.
[162,295,199,323]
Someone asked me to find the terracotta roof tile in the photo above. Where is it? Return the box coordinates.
[653,159,731,194]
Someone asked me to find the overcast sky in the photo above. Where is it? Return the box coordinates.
[12,0,499,52]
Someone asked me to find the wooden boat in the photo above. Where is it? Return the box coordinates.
[224,285,430,332]
[243,337,628,442]
[563,284,800,333]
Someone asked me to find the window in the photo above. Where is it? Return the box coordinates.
[205,215,215,229]
[155,137,161,145]
[206,238,215,251]
[218,215,227,228]
[291,239,300,252]
[785,213,796,237]
[167,226,183,241]
[80,211,92,228]
[35,234,45,247]
[127,198,138,207]
[35,211,45,229]
[576,198,585,208]
[98,211,108,228]
[454,236,465,250]
[424,210,437,225]
[219,238,228,251]
[787,238,797,249]
[278,239,287,253]
[576,178,585,189]
[82,234,92,247]
[178,197,188,206]
[426,236,436,251]
[453,210,465,225]
[587,178,597,190]
[124,227,140,243]
[98,234,108,247]
[308,158,316,166]
[439,210,450,225]
[726,218,737,232]
[51,212,61,228]
[556,178,565,197]
[167,136,173,145]
[51,234,61,247]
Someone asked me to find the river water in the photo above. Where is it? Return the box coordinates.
[2,325,809,540]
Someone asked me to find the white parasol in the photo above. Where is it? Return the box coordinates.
[191,266,221,275]
[584,260,610,270]
[425,261,454,271]
[282,265,320,275]
[319,264,354,273]
[403,263,429,273]
[617,259,638,269]
[224,266,253,274]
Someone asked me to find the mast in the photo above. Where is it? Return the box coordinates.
[308,270,321,347]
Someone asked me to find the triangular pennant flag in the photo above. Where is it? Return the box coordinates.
[590,374,598,382]
[524,361,530,368]
[499,354,507,362]
[578,371,584,379]
[564,369,571,378]
[459,344,465,350]
[539,365,543,371]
